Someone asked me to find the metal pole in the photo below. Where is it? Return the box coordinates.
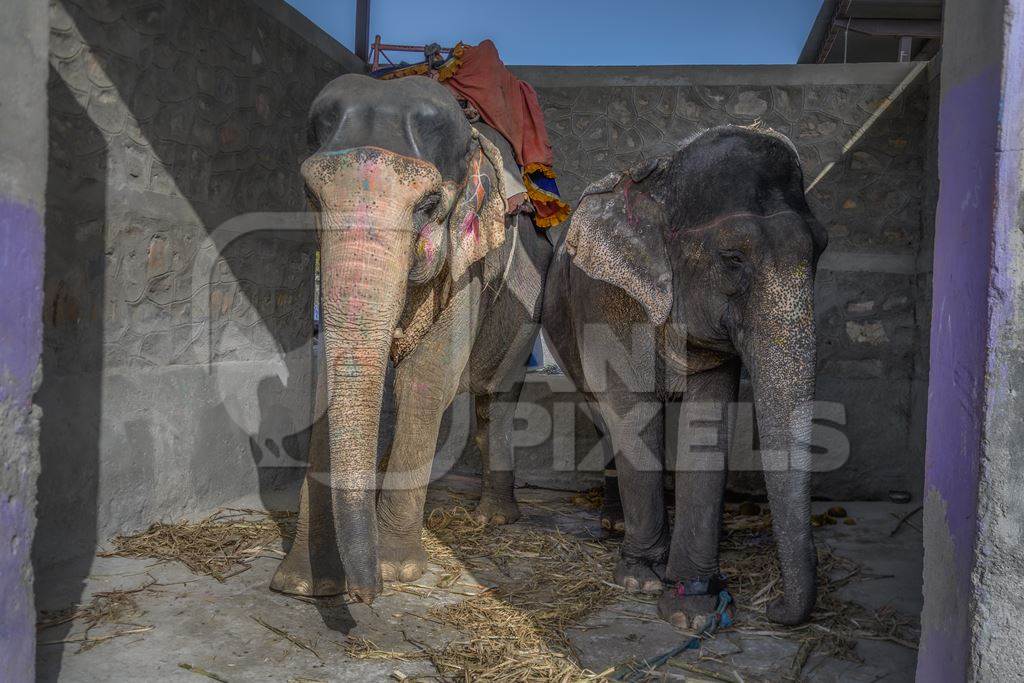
[371,34,381,71]
[817,0,855,63]
[806,60,928,192]
[898,35,913,62]
[355,0,370,63]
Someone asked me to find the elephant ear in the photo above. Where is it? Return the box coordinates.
[447,132,507,282]
[566,170,673,325]
[409,183,455,285]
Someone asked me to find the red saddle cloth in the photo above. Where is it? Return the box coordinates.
[441,40,568,227]
[375,40,569,227]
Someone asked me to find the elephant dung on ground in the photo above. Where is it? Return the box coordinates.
[271,74,555,602]
[543,125,828,627]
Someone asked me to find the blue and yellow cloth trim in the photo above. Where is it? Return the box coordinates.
[523,162,570,228]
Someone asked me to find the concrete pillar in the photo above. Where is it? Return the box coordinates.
[0,1,49,680]
[919,0,1024,680]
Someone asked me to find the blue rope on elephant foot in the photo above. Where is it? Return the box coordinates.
[613,577,734,682]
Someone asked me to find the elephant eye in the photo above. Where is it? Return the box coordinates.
[719,249,745,269]
[415,193,442,218]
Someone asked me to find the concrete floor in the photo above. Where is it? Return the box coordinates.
[36,480,922,682]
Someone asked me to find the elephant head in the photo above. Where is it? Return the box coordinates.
[301,74,507,600]
[566,126,828,624]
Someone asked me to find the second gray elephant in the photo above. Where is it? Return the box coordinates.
[543,126,828,628]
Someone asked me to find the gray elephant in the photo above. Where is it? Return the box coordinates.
[271,74,555,601]
[543,126,828,627]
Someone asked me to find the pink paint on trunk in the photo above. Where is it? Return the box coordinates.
[299,147,442,599]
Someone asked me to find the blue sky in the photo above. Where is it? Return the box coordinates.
[285,0,824,65]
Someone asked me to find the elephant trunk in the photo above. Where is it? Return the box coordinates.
[319,238,403,601]
[303,149,440,602]
[740,266,817,625]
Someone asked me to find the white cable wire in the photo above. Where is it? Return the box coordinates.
[844,17,851,63]
[806,60,928,192]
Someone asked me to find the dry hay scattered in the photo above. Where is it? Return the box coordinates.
[405,500,914,681]
[38,586,144,631]
[99,508,295,580]
[37,580,156,653]
[426,507,619,679]
[348,505,620,681]
[569,487,603,510]
[96,493,919,680]
[717,503,920,671]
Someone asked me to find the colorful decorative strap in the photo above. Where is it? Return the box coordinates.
[674,573,729,598]
[695,589,734,637]
[523,163,570,228]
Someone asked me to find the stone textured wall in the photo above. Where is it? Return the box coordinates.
[35,0,359,606]
[0,2,49,678]
[510,64,934,500]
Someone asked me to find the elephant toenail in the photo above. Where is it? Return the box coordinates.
[669,612,689,629]
[400,563,421,581]
[601,518,611,530]
[381,563,397,581]
[642,579,662,594]
[622,577,639,591]
[614,521,625,532]
[491,514,506,525]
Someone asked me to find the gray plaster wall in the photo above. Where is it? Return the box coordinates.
[34,0,359,609]
[0,2,49,679]
[498,63,935,500]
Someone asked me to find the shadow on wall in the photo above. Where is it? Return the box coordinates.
[35,0,348,668]
[34,66,105,679]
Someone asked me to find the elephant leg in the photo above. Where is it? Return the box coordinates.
[466,265,544,525]
[658,361,740,629]
[376,345,463,584]
[472,386,524,525]
[582,404,624,534]
[597,391,668,595]
[601,468,625,534]
[272,358,344,596]
[600,461,625,534]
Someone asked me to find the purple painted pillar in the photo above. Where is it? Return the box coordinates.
[0,2,48,680]
[0,203,45,680]
[919,0,1024,680]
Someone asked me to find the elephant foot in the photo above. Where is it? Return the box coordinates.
[600,501,625,535]
[600,471,625,535]
[270,542,345,597]
[766,596,814,625]
[614,556,665,594]
[472,494,521,526]
[656,590,723,631]
[379,536,428,583]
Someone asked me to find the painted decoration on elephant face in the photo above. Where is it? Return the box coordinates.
[416,222,440,260]
[459,151,491,241]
